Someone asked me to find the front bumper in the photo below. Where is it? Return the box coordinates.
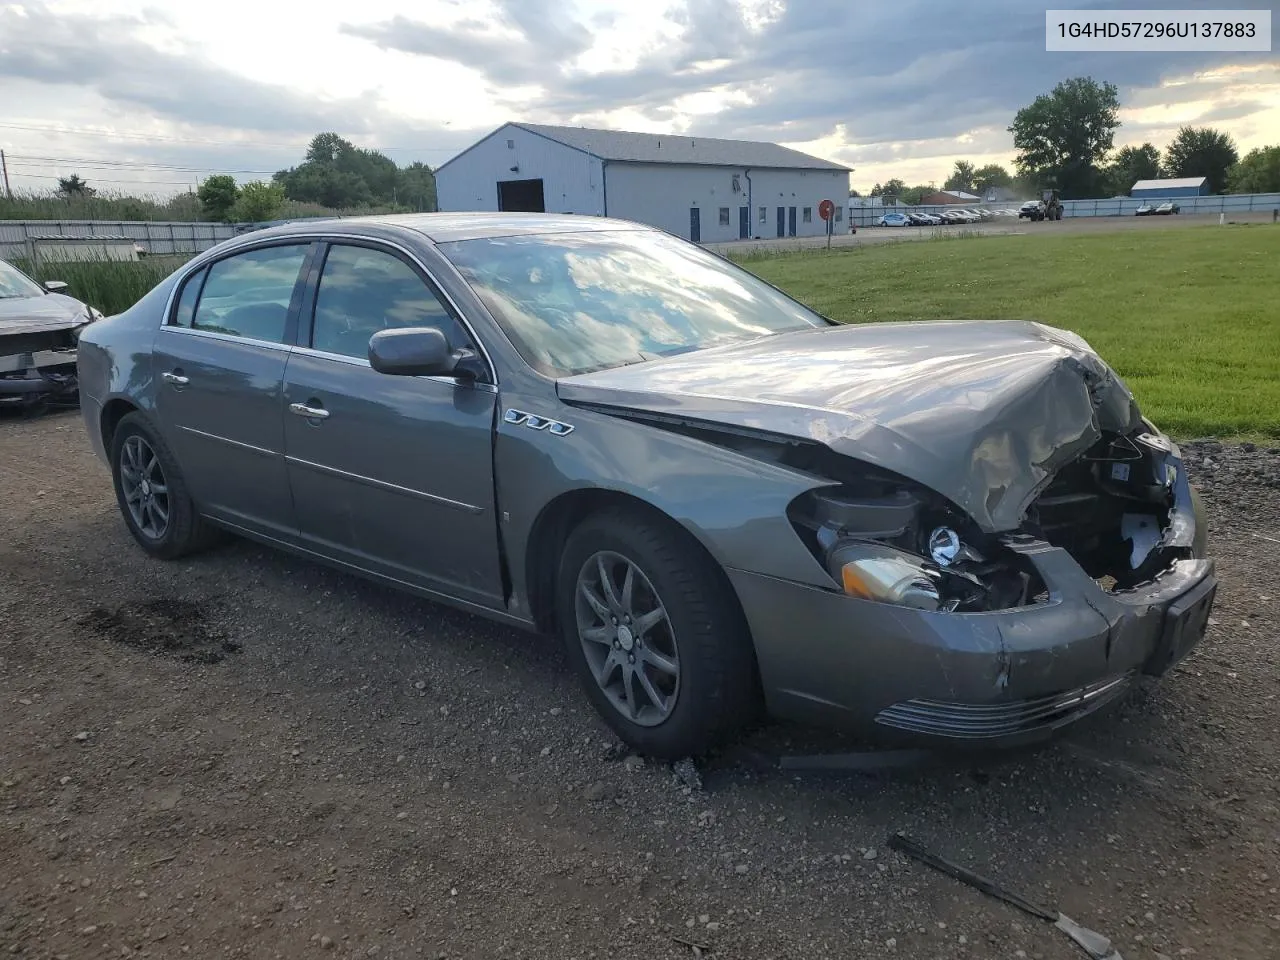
[731,484,1216,747]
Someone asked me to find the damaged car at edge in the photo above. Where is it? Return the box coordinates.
[1,258,102,410]
[74,214,1217,759]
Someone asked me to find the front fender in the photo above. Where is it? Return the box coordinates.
[495,398,836,615]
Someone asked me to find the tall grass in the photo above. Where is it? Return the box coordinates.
[0,190,205,222]
[0,189,416,224]
[15,257,189,316]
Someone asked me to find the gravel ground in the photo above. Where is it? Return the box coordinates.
[2,411,1278,960]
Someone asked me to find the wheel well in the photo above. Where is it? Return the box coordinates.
[100,398,139,452]
[523,489,746,641]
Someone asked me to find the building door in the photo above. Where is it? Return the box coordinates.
[776,207,785,237]
[788,206,797,236]
[497,178,545,212]
[738,206,749,239]
[689,207,700,242]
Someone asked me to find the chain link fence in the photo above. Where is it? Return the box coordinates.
[847,192,1280,228]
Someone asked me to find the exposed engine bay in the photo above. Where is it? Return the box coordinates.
[784,428,1193,613]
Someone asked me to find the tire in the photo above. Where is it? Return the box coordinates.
[556,507,759,759]
[109,411,220,560]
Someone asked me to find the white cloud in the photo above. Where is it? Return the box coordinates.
[0,0,1276,198]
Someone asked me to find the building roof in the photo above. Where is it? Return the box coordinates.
[920,190,981,203]
[440,122,851,173]
[1131,176,1207,191]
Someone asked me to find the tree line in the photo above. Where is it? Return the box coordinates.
[857,77,1280,202]
[0,132,439,223]
[196,132,438,223]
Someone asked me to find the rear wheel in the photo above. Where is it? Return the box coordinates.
[110,412,219,559]
[556,508,759,759]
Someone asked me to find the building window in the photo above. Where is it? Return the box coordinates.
[506,139,515,148]
[719,207,730,226]
[803,207,813,223]
[834,206,842,221]
[758,206,767,223]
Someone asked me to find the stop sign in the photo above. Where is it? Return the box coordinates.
[818,198,835,221]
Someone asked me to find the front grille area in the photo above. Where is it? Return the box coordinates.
[874,672,1134,740]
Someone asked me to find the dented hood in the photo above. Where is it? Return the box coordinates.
[556,320,1143,532]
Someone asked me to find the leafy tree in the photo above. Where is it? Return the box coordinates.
[943,161,976,193]
[275,132,435,211]
[1227,145,1280,194]
[1164,126,1239,194]
[233,181,286,222]
[848,188,862,198]
[1009,77,1120,199]
[197,174,240,222]
[1107,143,1162,195]
[57,174,95,198]
[973,164,1012,194]
[870,178,906,199]
[397,161,437,212]
[901,184,936,205]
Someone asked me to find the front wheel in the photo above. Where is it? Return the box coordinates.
[556,508,759,759]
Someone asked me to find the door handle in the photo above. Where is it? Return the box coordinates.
[162,371,189,385]
[289,402,330,420]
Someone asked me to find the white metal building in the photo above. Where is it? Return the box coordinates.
[435,122,852,243]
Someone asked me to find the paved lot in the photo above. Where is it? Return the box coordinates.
[708,211,1280,256]
[2,412,1279,959]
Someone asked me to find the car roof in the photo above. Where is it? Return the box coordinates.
[238,212,652,245]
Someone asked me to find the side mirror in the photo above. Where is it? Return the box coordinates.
[368,327,474,379]
[43,280,69,293]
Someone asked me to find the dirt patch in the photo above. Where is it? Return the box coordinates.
[77,598,241,664]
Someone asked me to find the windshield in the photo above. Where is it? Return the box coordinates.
[0,259,47,299]
[438,229,830,377]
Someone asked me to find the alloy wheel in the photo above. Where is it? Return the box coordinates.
[575,551,680,727]
[119,434,170,540]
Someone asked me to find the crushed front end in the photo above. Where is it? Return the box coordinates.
[0,324,88,411]
[745,423,1215,746]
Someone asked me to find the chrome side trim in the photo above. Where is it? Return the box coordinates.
[177,425,277,457]
[288,344,499,394]
[159,232,499,386]
[158,325,292,352]
[285,455,484,514]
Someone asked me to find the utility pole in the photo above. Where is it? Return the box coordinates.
[0,150,12,200]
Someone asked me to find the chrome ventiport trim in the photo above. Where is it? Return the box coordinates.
[504,408,575,436]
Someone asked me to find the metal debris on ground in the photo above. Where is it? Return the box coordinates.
[671,935,712,955]
[888,832,1124,960]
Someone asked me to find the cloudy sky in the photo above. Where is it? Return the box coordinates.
[0,0,1276,198]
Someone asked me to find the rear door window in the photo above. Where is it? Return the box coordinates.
[189,244,310,344]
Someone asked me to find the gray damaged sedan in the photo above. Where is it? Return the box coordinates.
[76,214,1216,758]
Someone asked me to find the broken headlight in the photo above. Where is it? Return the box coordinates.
[791,484,1037,612]
[825,539,941,610]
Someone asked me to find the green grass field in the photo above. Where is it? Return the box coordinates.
[738,226,1280,440]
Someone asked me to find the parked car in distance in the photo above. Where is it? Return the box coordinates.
[878,212,912,227]
[76,213,1217,758]
[1018,200,1045,220]
[1,258,102,410]
[1135,203,1155,216]
[907,212,939,226]
[1155,201,1180,215]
